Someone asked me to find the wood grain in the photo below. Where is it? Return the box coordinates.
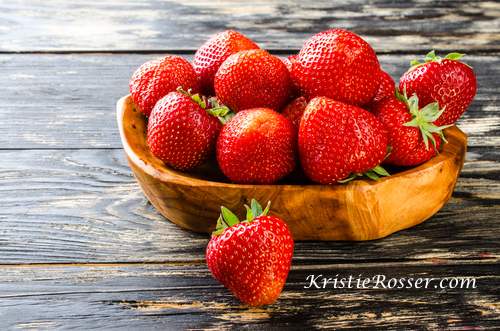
[0,262,498,329]
[0,53,497,149]
[1,0,499,53]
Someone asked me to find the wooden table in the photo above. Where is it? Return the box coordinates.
[1,1,499,329]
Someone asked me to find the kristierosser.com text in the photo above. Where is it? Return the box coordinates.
[305,274,477,290]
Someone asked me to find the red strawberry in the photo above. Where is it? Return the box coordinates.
[399,51,477,126]
[282,54,302,98]
[206,200,294,307]
[147,90,230,171]
[193,30,259,96]
[280,96,311,183]
[280,96,307,130]
[294,29,381,107]
[216,108,298,184]
[214,49,293,113]
[372,89,451,166]
[298,97,389,184]
[363,70,396,112]
[129,55,200,117]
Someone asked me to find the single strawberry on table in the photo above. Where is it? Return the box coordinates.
[147,89,232,171]
[399,51,477,126]
[372,89,451,166]
[293,29,381,107]
[193,30,260,97]
[216,107,298,184]
[298,96,389,184]
[206,200,294,307]
[214,49,293,113]
[129,55,201,117]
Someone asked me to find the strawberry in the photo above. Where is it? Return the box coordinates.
[280,96,310,183]
[282,54,302,98]
[399,51,477,126]
[193,30,260,97]
[363,70,396,112]
[216,108,298,184]
[298,97,389,184]
[214,49,293,113]
[129,55,200,117]
[280,96,307,130]
[147,90,232,171]
[206,200,294,307]
[372,89,451,166]
[294,29,381,107]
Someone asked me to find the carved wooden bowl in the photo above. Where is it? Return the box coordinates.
[117,95,467,241]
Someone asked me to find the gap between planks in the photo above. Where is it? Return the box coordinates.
[1,48,500,55]
[1,257,498,269]
[0,261,207,268]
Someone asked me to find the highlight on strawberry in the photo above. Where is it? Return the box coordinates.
[206,200,294,307]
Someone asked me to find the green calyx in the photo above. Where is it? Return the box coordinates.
[176,87,235,125]
[212,199,271,235]
[396,87,452,151]
[408,50,469,72]
[205,96,236,125]
[338,147,392,184]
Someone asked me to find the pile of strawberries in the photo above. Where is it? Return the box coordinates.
[129,29,476,186]
[128,29,477,306]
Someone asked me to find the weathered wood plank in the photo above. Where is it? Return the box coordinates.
[0,262,498,329]
[1,0,499,53]
[0,53,498,149]
[0,147,498,264]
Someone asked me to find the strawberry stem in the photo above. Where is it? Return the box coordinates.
[213,200,270,235]
[176,87,235,125]
[396,87,452,151]
[408,50,470,71]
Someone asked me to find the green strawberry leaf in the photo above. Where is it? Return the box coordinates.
[245,204,254,223]
[213,200,273,235]
[444,53,464,61]
[372,165,390,177]
[384,146,393,160]
[221,206,239,227]
[338,164,390,183]
[363,170,380,181]
[213,214,227,235]
[243,199,271,222]
[212,206,240,235]
[262,201,271,216]
[251,199,262,219]
[408,51,469,72]
[338,173,358,183]
[177,87,235,125]
[398,87,450,151]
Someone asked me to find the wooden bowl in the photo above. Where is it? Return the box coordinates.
[117,95,467,241]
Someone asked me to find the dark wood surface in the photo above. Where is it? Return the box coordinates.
[1,1,499,330]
